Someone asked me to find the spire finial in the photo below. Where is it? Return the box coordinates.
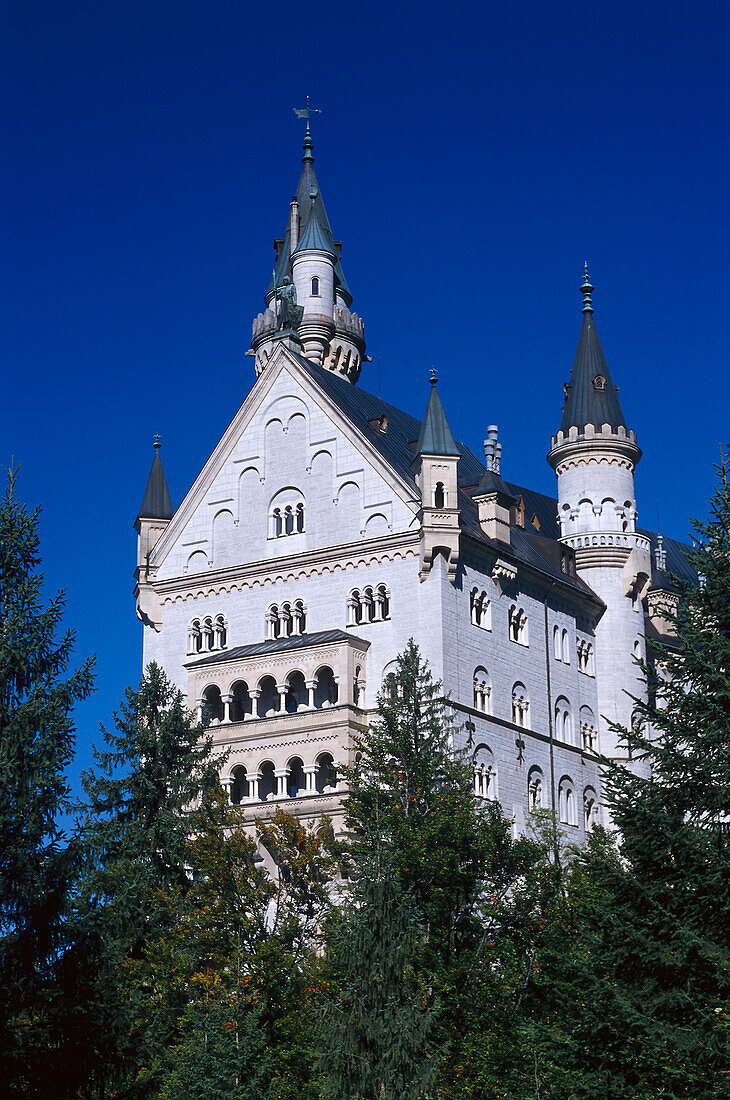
[430,366,438,385]
[581,262,594,313]
[294,95,321,162]
[154,433,161,449]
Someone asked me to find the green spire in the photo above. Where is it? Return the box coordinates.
[415,374,460,457]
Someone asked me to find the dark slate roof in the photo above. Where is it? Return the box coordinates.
[137,445,174,521]
[641,529,698,591]
[476,468,517,501]
[293,193,337,256]
[186,628,369,668]
[559,310,628,434]
[267,136,351,305]
[415,382,460,457]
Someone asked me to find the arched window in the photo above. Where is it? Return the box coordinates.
[314,666,338,709]
[473,744,496,800]
[259,761,276,801]
[214,614,227,649]
[188,619,202,654]
[528,767,544,812]
[230,680,252,723]
[296,502,305,532]
[315,752,337,794]
[580,706,597,752]
[434,481,445,509]
[286,671,307,714]
[347,585,391,625]
[584,787,599,830]
[229,765,247,806]
[553,625,561,660]
[288,756,305,797]
[470,588,491,630]
[555,697,573,744]
[202,617,214,652]
[257,676,279,718]
[509,605,528,645]
[353,665,363,707]
[293,599,307,635]
[272,508,283,537]
[269,489,305,538]
[311,275,320,297]
[559,776,577,826]
[201,684,223,725]
[472,667,491,713]
[285,506,294,535]
[512,682,529,728]
[561,629,570,664]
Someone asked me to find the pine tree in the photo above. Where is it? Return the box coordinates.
[532,449,730,1098]
[0,465,95,1099]
[75,662,224,1095]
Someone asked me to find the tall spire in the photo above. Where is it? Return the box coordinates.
[558,269,627,435]
[137,436,173,521]
[415,374,460,457]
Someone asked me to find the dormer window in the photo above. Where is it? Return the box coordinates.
[593,374,606,391]
[311,276,320,297]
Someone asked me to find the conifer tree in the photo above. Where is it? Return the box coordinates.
[532,448,730,1098]
[0,465,95,1098]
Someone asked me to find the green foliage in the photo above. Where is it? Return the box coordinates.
[0,464,95,1099]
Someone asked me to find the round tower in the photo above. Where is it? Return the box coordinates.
[290,191,336,364]
[548,268,651,767]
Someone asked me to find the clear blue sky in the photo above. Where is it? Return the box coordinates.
[3,1,727,792]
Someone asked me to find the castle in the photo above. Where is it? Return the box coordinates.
[134,119,692,841]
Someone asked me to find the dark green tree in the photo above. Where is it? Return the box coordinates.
[529,448,730,1098]
[0,464,95,1099]
[325,640,543,1099]
[75,662,224,1096]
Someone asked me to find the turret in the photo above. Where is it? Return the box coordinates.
[412,371,460,582]
[134,436,174,630]
[548,268,651,764]
[249,117,366,381]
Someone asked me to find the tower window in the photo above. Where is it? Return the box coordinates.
[434,482,445,509]
[592,374,606,391]
[311,276,320,296]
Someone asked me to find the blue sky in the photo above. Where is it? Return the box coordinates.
[2,1,727,792]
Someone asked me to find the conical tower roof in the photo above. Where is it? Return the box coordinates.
[415,374,460,457]
[137,438,173,521]
[267,129,351,303]
[559,267,627,435]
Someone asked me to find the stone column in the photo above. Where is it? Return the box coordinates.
[305,679,317,709]
[249,689,261,719]
[195,698,204,724]
[220,776,233,803]
[276,684,288,714]
[304,765,317,794]
[221,695,232,723]
[373,591,384,621]
[246,771,260,803]
[274,768,289,799]
[346,596,358,627]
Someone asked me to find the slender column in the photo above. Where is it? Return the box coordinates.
[274,768,289,799]
[305,679,317,709]
[346,596,358,627]
[291,609,302,636]
[221,695,232,723]
[246,770,260,803]
[220,776,233,803]
[249,689,261,719]
[276,684,288,714]
[304,765,317,794]
[373,592,384,621]
[196,698,204,723]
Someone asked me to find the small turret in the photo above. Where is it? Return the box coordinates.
[249,117,366,381]
[548,270,651,765]
[412,370,460,582]
[134,436,173,631]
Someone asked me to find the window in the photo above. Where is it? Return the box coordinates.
[580,706,597,752]
[584,787,599,830]
[593,374,606,391]
[508,605,528,645]
[311,276,320,296]
[473,744,496,800]
[316,751,337,794]
[473,667,491,713]
[189,615,227,654]
[347,584,391,626]
[266,600,307,640]
[269,489,305,538]
[512,682,529,728]
[528,767,544,812]
[230,681,252,722]
[201,684,224,725]
[577,639,594,675]
[553,625,561,660]
[559,776,577,826]
[555,697,573,744]
[470,588,492,630]
[562,629,570,664]
[434,481,445,509]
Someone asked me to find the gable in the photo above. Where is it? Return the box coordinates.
[153,347,420,582]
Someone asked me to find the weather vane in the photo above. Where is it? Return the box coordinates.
[293,95,322,134]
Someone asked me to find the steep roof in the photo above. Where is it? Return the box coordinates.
[559,269,628,434]
[267,132,351,304]
[293,192,337,256]
[415,379,460,457]
[137,442,173,521]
